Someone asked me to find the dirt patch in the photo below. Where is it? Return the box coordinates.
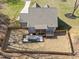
[0,3,7,9]
[69,28,79,54]
[2,29,72,53]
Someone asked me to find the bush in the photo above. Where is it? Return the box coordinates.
[7,0,21,4]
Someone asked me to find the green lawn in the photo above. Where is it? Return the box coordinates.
[0,0,24,23]
[0,0,79,27]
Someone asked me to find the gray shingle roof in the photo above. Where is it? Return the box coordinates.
[20,2,58,29]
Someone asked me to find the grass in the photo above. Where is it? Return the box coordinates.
[0,0,24,23]
[0,0,79,27]
[54,0,79,26]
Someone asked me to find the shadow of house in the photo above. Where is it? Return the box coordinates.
[57,17,71,31]
[55,30,66,36]
[0,13,10,25]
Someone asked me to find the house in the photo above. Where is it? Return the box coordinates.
[19,0,58,37]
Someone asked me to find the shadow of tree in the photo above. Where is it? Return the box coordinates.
[57,17,72,31]
[65,13,79,19]
[65,13,77,19]
[0,51,11,59]
[21,53,53,59]
[7,0,21,4]
[61,0,67,2]
[0,13,10,25]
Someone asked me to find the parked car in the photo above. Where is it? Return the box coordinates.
[23,35,44,43]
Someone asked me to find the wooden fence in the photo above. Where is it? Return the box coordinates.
[1,28,75,56]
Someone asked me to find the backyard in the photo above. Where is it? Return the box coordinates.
[2,29,72,54]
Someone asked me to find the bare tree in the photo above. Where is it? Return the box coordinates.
[72,0,79,15]
[65,0,79,19]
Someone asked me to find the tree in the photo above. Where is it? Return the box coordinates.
[7,0,20,4]
[65,0,79,19]
[72,0,79,15]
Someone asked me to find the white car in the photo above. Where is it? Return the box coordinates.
[23,35,44,43]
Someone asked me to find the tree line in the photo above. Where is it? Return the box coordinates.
[0,0,21,4]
